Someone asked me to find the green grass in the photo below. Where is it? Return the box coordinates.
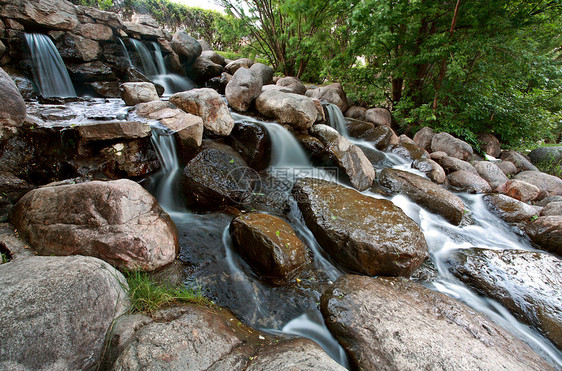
[535,155,562,177]
[1,252,8,264]
[124,271,210,315]
[216,51,270,66]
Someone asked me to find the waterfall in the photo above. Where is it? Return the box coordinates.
[130,39,158,76]
[25,33,76,98]
[152,41,167,75]
[324,103,349,137]
[117,38,132,67]
[150,127,182,212]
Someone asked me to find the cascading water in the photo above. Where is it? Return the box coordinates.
[324,103,349,137]
[25,33,76,98]
[117,37,132,67]
[149,127,182,212]
[130,38,158,76]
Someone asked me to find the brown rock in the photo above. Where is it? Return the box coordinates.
[1,0,78,31]
[413,126,435,151]
[448,170,492,193]
[225,58,255,74]
[541,201,562,216]
[305,83,348,112]
[437,156,477,174]
[478,133,501,158]
[255,89,317,130]
[226,67,263,112]
[77,121,151,142]
[148,108,204,150]
[120,82,159,106]
[171,31,201,64]
[474,161,509,191]
[77,23,113,41]
[514,171,562,200]
[365,107,392,127]
[411,158,446,184]
[431,132,473,160]
[344,106,366,121]
[484,194,541,224]
[501,151,539,172]
[496,160,518,177]
[497,179,541,202]
[526,216,562,256]
[0,67,26,128]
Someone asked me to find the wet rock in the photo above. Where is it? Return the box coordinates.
[496,160,518,177]
[429,150,448,161]
[501,150,539,172]
[255,89,317,130]
[541,202,562,216]
[535,196,562,207]
[171,31,201,64]
[120,82,160,106]
[484,194,541,224]
[526,216,562,256]
[344,119,374,139]
[478,133,502,158]
[365,107,392,127]
[380,168,467,225]
[197,38,212,51]
[8,72,38,100]
[200,50,226,66]
[250,62,274,85]
[320,274,553,371]
[370,125,399,150]
[388,142,429,161]
[399,134,415,145]
[171,88,235,136]
[230,213,308,284]
[446,248,562,349]
[292,178,428,276]
[436,155,477,174]
[413,127,434,151]
[0,0,78,31]
[431,132,473,160]
[0,67,26,129]
[205,72,231,95]
[0,173,33,222]
[226,67,263,112]
[276,76,306,95]
[411,158,446,184]
[123,20,165,39]
[11,179,178,271]
[226,121,271,171]
[344,106,366,121]
[305,83,348,112]
[448,170,492,193]
[90,81,121,98]
[309,124,375,191]
[0,255,129,370]
[474,161,509,191]
[497,179,541,202]
[76,121,151,141]
[528,146,562,173]
[514,171,562,200]
[77,22,113,41]
[225,58,255,74]
[148,108,204,151]
[56,33,101,62]
[188,56,223,82]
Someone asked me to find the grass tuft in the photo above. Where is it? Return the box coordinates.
[1,252,8,264]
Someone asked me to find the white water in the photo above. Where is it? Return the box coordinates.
[117,38,132,67]
[149,127,183,212]
[25,33,76,98]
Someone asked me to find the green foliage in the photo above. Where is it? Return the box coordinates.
[124,270,209,314]
[1,252,8,264]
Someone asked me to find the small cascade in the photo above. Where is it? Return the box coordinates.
[117,38,132,67]
[149,127,182,212]
[130,38,158,76]
[25,33,76,98]
[152,41,167,75]
[324,103,349,137]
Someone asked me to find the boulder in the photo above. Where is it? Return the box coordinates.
[431,132,473,160]
[120,82,159,106]
[514,171,562,200]
[484,194,541,224]
[197,39,212,51]
[255,89,317,130]
[496,160,518,177]
[526,216,562,256]
[206,72,231,95]
[188,57,223,82]
[370,125,399,150]
[0,67,26,128]
[292,178,428,276]
[147,108,204,150]
[123,20,165,39]
[413,127,435,151]
[478,133,502,158]
[344,119,375,139]
[225,58,255,74]
[77,22,113,41]
[0,0,78,31]
[90,81,121,98]
[76,121,151,141]
[380,168,468,225]
[230,213,308,284]
[10,179,178,271]
[474,161,509,191]
[429,150,448,161]
[226,67,263,112]
[276,76,306,95]
[171,31,201,64]
[497,179,541,202]
[399,134,416,145]
[365,107,392,127]
[200,50,226,66]
[305,83,348,112]
[388,142,429,161]
[309,124,375,191]
[528,146,562,172]
[536,196,562,207]
[411,158,446,184]
[501,150,539,172]
[446,248,562,349]
[320,275,553,371]
[226,121,271,171]
[448,170,492,193]
[56,33,101,62]
[0,255,129,370]
[541,201,562,216]
[250,63,274,85]
[438,155,479,175]
[344,106,366,121]
[170,88,235,136]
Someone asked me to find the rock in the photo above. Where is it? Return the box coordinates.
[344,106,366,121]
[77,121,151,141]
[370,125,399,150]
[529,146,562,173]
[413,126,435,151]
[448,170,492,193]
[200,50,226,66]
[305,83,348,112]
[90,81,121,98]
[206,72,231,95]
[344,119,374,139]
[399,134,416,145]
[0,255,129,370]
[11,179,178,271]
[0,67,26,128]
[8,72,38,100]
[197,39,212,51]
[436,156,477,174]
[182,144,256,209]
[120,82,160,106]
[431,132,474,160]
[536,196,562,207]
[250,63,274,85]
[77,22,113,41]
[388,142,429,161]
[446,248,562,349]
[226,67,263,112]
[171,31,202,64]
[225,58,255,74]
[478,133,501,158]
[123,21,165,39]
[56,33,101,62]
[320,275,553,371]
[501,150,539,172]
[496,160,518,177]
[411,158,446,184]
[292,178,428,276]
[474,161,509,191]
[365,107,392,127]
[230,213,308,284]
[484,194,541,224]
[255,89,317,130]
[276,76,306,94]
[226,121,271,171]
[188,57,223,82]
[148,108,204,150]
[429,150,448,161]
[0,0,78,31]
[541,201,562,216]
[380,168,468,225]
[526,216,562,256]
[309,124,375,191]
[171,88,235,136]
[514,171,562,200]
[497,179,541,202]
[0,173,32,221]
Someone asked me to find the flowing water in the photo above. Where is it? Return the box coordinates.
[25,33,76,98]
[117,37,132,67]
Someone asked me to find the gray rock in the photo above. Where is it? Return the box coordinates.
[528,146,562,175]
[497,179,541,202]
[0,255,129,370]
[526,216,562,256]
[535,196,562,207]
[514,171,562,200]
[413,127,435,151]
[0,67,26,128]
[496,160,518,177]
[501,150,539,172]
[474,161,509,191]
[320,274,554,371]
[226,67,263,112]
[276,76,306,94]
[120,82,159,106]
[250,62,274,85]
[478,133,502,158]
[344,106,366,121]
[188,57,223,82]
[365,107,392,127]
[147,108,204,150]
[0,0,78,31]
[226,121,271,171]
[448,170,492,193]
[399,134,416,145]
[305,83,348,112]
[484,194,541,224]
[436,156,478,174]
[541,201,562,216]
[388,142,429,161]
[255,89,317,130]
[431,132,474,160]
[411,158,446,184]
[171,31,201,64]
[225,58,255,74]
[200,50,226,66]
[197,39,212,51]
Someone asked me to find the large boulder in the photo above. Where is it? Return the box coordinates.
[344,106,367,121]
[526,216,562,256]
[225,58,254,74]
[514,171,562,200]
[411,158,446,184]
[474,161,509,191]
[230,213,308,284]
[478,133,501,158]
[484,194,541,224]
[0,0,78,31]
[501,150,539,172]
[365,107,392,127]
[120,82,159,106]
[10,179,179,271]
[0,255,129,370]
[496,160,518,177]
[250,63,274,85]
[431,132,473,160]
[305,83,348,112]
[146,108,204,151]
[435,156,477,175]
[292,178,428,276]
[309,124,375,191]
[171,31,202,64]
[446,248,562,349]
[56,33,101,62]
[413,126,434,151]
[76,121,151,141]
[448,170,492,193]
[276,76,306,94]
[380,168,468,225]
[226,67,263,112]
[188,57,223,82]
[528,146,562,175]
[171,88,235,136]
[200,50,226,66]
[497,179,541,202]
[226,121,271,171]
[255,89,317,130]
[320,275,553,371]
[0,67,26,130]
